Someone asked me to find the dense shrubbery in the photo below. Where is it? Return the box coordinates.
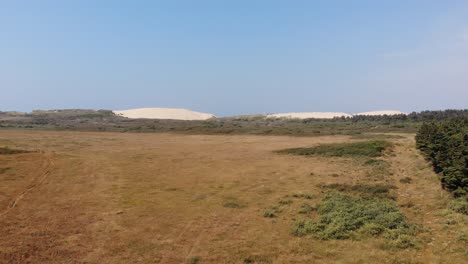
[292,192,416,247]
[415,119,468,197]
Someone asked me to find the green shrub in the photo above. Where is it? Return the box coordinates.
[291,192,414,244]
[276,141,392,157]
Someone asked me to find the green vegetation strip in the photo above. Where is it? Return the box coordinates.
[319,183,397,200]
[276,140,392,157]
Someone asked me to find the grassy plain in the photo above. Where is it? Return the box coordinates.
[0,130,466,263]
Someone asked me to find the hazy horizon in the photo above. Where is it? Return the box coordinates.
[2,1,468,116]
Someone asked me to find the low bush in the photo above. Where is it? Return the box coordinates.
[291,192,415,247]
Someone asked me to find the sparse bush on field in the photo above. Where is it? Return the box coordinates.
[319,183,398,199]
[223,197,246,208]
[276,141,392,158]
[0,147,31,155]
[292,193,316,199]
[243,255,272,264]
[291,192,415,247]
[279,199,293,205]
[263,209,276,218]
[223,202,244,208]
[399,177,413,184]
[458,229,468,242]
[0,167,11,174]
[188,257,201,264]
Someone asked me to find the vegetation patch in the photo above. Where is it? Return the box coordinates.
[291,192,415,247]
[188,257,201,264]
[399,177,413,184]
[363,159,392,179]
[276,141,392,158]
[0,167,11,174]
[223,197,246,209]
[449,197,468,215]
[298,203,314,214]
[243,255,272,264]
[0,147,31,155]
[279,199,293,205]
[291,192,316,199]
[223,201,245,208]
[319,183,398,199]
[263,209,276,218]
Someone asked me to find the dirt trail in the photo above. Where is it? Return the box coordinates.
[0,152,55,217]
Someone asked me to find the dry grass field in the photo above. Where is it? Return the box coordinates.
[0,130,466,263]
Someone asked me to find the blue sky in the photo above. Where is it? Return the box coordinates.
[1,1,467,116]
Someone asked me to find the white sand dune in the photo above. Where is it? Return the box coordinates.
[113,108,215,120]
[266,112,352,119]
[353,110,406,116]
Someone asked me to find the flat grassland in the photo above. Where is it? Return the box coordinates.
[0,130,466,263]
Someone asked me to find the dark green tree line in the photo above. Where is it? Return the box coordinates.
[415,119,468,196]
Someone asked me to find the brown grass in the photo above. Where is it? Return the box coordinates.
[0,130,466,263]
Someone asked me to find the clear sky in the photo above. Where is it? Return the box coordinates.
[1,1,467,116]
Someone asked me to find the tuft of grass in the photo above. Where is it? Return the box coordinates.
[223,202,244,208]
[319,183,398,199]
[263,209,276,218]
[399,177,412,184]
[291,192,414,246]
[188,257,201,264]
[279,199,293,205]
[276,140,392,158]
[0,147,31,155]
